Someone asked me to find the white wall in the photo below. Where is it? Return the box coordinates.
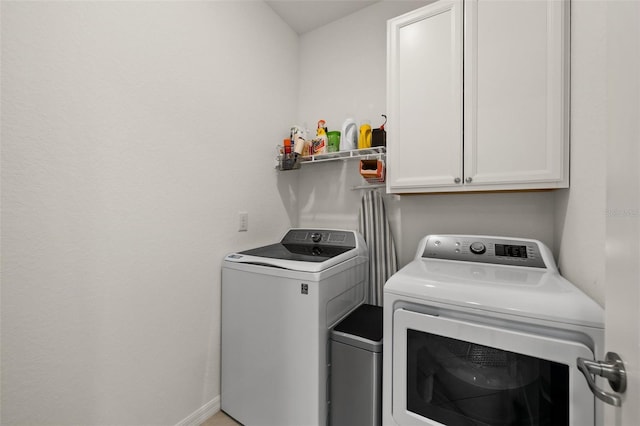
[297,1,431,134]
[396,192,557,266]
[296,1,557,267]
[554,1,607,306]
[1,2,298,424]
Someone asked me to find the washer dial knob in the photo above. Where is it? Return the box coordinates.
[470,242,486,255]
[311,232,322,243]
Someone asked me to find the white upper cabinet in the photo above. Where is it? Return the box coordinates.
[387,0,464,190]
[386,0,569,193]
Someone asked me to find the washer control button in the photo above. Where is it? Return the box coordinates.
[469,242,486,255]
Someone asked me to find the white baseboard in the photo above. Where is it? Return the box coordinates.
[175,396,220,426]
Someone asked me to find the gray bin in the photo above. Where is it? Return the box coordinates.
[330,304,383,426]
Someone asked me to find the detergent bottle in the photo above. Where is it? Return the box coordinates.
[358,120,372,149]
[312,119,328,155]
[340,118,357,151]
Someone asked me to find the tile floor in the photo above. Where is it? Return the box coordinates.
[201,410,240,426]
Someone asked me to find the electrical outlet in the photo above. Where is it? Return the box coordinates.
[238,211,248,232]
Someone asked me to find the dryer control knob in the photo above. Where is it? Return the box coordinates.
[470,242,486,255]
[311,232,322,243]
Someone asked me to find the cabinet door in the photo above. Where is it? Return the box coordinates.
[387,0,463,193]
[463,0,569,188]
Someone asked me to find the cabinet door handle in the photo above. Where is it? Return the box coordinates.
[454,177,461,184]
[465,177,473,183]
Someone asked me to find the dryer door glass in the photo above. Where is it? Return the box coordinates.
[407,329,568,426]
[391,309,596,426]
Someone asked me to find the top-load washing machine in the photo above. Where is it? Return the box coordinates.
[221,228,368,426]
[383,235,605,426]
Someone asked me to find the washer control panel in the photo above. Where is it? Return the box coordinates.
[421,235,546,268]
[282,229,356,248]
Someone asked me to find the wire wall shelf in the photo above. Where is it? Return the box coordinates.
[299,146,385,164]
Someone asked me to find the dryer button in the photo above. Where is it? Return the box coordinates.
[470,242,486,255]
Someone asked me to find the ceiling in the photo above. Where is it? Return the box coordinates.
[265,0,381,35]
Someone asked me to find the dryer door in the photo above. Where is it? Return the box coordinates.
[392,309,595,426]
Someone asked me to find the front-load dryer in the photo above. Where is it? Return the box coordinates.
[221,229,368,426]
[383,235,604,426]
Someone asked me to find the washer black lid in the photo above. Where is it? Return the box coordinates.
[237,229,358,263]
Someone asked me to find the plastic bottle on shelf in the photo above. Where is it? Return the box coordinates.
[327,130,341,152]
[291,125,307,156]
[313,120,328,155]
[358,120,372,149]
[340,118,357,151]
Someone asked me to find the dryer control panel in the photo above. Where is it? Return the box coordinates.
[420,235,547,268]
